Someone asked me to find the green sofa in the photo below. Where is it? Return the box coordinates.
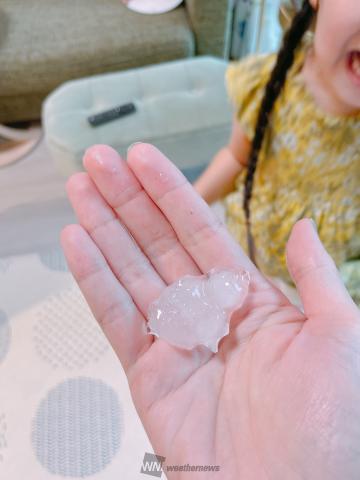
[0,0,233,123]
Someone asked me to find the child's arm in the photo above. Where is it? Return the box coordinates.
[193,115,251,204]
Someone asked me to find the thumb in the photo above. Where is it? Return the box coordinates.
[286,218,358,321]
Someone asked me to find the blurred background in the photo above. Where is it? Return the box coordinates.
[0,0,285,256]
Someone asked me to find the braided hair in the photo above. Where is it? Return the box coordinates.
[243,0,315,264]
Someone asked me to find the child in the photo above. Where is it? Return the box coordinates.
[194,0,360,304]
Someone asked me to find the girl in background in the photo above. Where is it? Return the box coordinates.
[194,0,360,304]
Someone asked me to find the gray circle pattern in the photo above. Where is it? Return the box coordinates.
[0,311,11,364]
[0,413,7,463]
[32,377,123,477]
[34,287,109,369]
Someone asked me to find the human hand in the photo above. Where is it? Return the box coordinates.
[61,143,360,479]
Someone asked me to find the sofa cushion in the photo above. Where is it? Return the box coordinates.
[0,0,194,98]
[43,56,232,181]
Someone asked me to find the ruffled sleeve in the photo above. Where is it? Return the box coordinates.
[225,53,277,140]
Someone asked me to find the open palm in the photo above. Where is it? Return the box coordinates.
[61,143,360,479]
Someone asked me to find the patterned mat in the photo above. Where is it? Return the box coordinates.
[0,246,152,479]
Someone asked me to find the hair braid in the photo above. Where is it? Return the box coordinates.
[243,0,314,264]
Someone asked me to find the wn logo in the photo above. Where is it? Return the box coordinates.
[140,452,166,478]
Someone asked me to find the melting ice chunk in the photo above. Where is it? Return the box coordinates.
[148,269,250,353]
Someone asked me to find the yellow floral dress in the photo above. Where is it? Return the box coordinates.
[224,41,360,305]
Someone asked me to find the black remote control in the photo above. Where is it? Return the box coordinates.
[88,102,136,127]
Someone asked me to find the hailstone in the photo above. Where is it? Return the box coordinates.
[148,269,250,352]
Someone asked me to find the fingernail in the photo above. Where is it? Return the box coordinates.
[127,141,143,157]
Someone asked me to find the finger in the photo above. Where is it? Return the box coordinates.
[127,143,266,287]
[61,224,152,372]
[66,172,165,316]
[286,218,359,322]
[83,145,201,283]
